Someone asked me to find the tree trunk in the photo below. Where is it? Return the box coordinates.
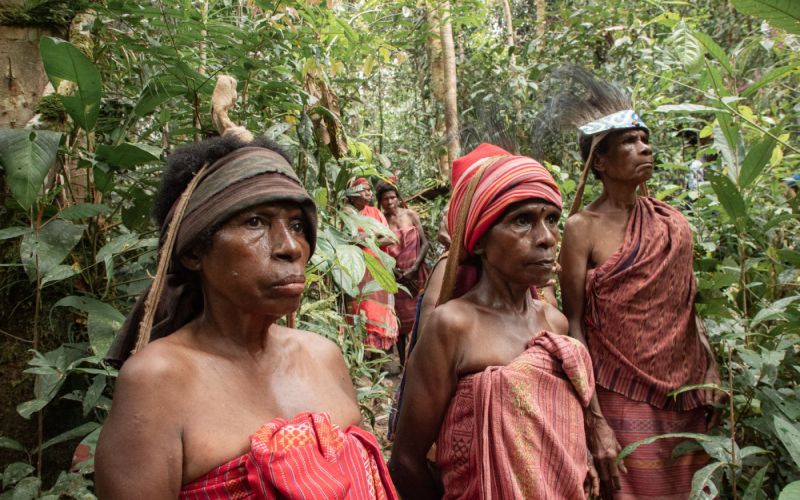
[425,2,449,180]
[0,22,57,128]
[536,0,546,39]
[439,1,460,179]
[500,0,515,47]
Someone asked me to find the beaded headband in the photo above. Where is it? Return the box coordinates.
[578,109,648,136]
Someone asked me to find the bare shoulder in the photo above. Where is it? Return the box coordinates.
[423,299,477,344]
[564,210,596,234]
[540,301,569,335]
[284,326,343,361]
[562,211,596,251]
[117,336,198,400]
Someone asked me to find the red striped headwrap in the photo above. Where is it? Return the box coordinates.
[447,152,562,257]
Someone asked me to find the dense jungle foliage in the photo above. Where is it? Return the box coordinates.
[0,0,798,498]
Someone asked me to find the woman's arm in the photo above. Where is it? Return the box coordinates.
[95,351,184,499]
[560,215,627,491]
[389,307,464,499]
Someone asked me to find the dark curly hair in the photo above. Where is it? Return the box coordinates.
[152,134,292,254]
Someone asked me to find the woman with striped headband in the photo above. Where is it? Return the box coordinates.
[95,123,397,497]
[542,66,721,499]
[389,145,596,499]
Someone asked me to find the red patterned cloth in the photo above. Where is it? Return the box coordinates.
[352,205,399,349]
[180,412,398,500]
[597,387,708,499]
[385,225,428,336]
[447,154,562,256]
[585,197,709,411]
[436,331,594,500]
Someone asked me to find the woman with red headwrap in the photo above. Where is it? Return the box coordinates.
[346,178,400,350]
[389,145,596,499]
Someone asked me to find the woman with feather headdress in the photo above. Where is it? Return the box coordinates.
[537,66,722,499]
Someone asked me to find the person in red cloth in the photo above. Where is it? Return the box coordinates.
[345,177,400,350]
[546,66,721,499]
[377,181,429,365]
[389,145,597,499]
[96,135,397,499]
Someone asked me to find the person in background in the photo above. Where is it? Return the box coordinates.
[546,66,720,499]
[378,181,429,366]
[346,177,400,351]
[389,146,595,499]
[97,134,397,499]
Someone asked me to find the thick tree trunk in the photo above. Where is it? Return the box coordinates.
[439,0,459,180]
[0,24,56,128]
[425,2,449,179]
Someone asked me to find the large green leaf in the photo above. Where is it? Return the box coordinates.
[0,437,25,453]
[742,465,768,500]
[333,244,366,297]
[95,143,162,169]
[667,22,703,70]
[741,64,799,98]
[707,171,748,230]
[10,475,40,500]
[739,132,779,189]
[618,432,712,460]
[779,481,800,500]
[0,129,63,211]
[689,461,725,500]
[363,251,398,294]
[3,462,34,489]
[732,0,800,34]
[34,422,100,453]
[53,296,125,357]
[774,415,800,469]
[39,37,102,131]
[19,219,85,282]
[692,31,733,75]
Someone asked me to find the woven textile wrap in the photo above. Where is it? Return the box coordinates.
[352,205,399,349]
[436,331,594,500]
[447,154,562,258]
[450,143,511,187]
[585,196,709,410]
[385,225,428,336]
[180,412,398,500]
[596,387,708,499]
[106,146,316,367]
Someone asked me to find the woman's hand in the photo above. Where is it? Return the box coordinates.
[585,454,600,498]
[589,416,627,491]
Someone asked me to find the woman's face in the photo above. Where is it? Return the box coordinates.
[595,129,653,184]
[478,199,560,288]
[187,201,311,318]
[379,190,399,212]
[349,186,372,210]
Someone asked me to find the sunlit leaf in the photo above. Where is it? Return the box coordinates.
[0,129,63,211]
[739,131,779,189]
[779,481,800,500]
[773,415,800,469]
[732,0,800,34]
[20,220,85,282]
[53,296,125,357]
[39,37,102,131]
